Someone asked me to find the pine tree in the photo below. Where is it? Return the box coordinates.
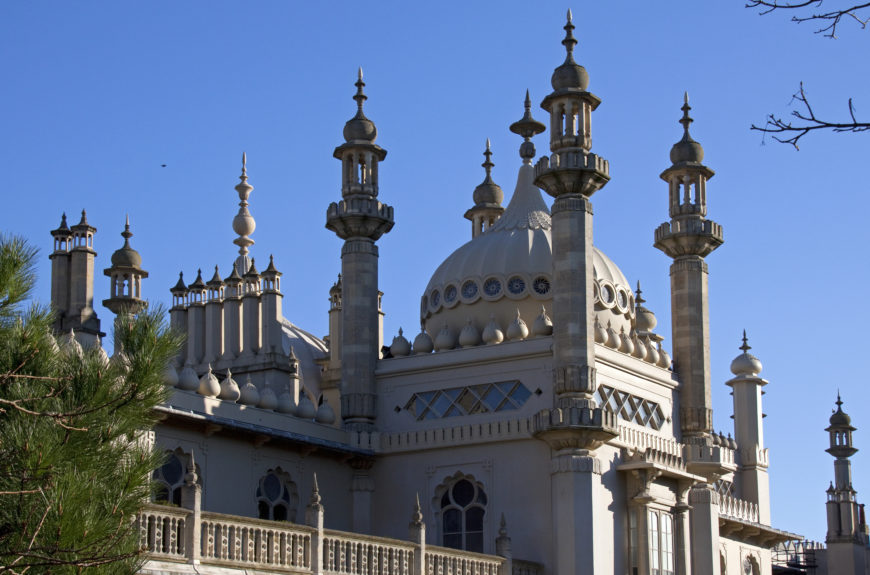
[0,234,181,574]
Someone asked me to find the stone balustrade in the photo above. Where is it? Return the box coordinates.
[137,503,512,575]
[617,424,683,458]
[718,493,760,524]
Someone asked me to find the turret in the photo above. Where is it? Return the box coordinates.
[325,69,394,431]
[824,396,869,572]
[204,266,225,365]
[530,14,616,575]
[66,210,102,345]
[654,94,723,444]
[103,217,149,351]
[186,269,207,368]
[260,255,284,357]
[169,272,189,366]
[221,266,244,362]
[464,139,504,238]
[725,332,770,524]
[49,213,73,333]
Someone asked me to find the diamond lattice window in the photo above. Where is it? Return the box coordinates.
[597,385,665,430]
[405,381,531,420]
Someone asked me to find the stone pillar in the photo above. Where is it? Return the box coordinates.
[204,270,224,365]
[688,485,719,575]
[260,256,284,357]
[49,214,72,334]
[350,459,374,534]
[241,264,261,358]
[549,451,607,575]
[180,452,201,565]
[169,273,189,366]
[495,514,512,575]
[409,495,426,575]
[222,269,243,361]
[306,475,325,575]
[675,483,692,575]
[187,302,205,368]
[68,210,100,345]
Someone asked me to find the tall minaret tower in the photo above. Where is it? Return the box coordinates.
[654,94,723,444]
[531,13,617,575]
[726,332,770,524]
[464,139,504,238]
[49,213,73,334]
[325,69,394,431]
[824,396,869,573]
[103,217,149,351]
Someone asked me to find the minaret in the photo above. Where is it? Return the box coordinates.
[531,14,616,575]
[325,68,394,431]
[186,269,207,368]
[49,213,73,334]
[825,396,869,565]
[102,217,149,351]
[169,272,189,366]
[67,210,102,345]
[232,153,256,276]
[464,139,504,238]
[204,266,225,365]
[260,255,284,357]
[725,332,770,524]
[654,94,723,444]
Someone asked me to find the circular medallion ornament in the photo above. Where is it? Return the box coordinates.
[600,284,614,305]
[617,289,628,310]
[445,285,457,303]
[483,278,502,297]
[431,290,441,308]
[507,276,526,295]
[462,280,479,299]
[532,276,551,296]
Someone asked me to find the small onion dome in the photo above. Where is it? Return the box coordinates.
[178,363,199,391]
[669,93,705,166]
[551,10,589,91]
[219,369,240,402]
[329,274,342,296]
[62,329,83,356]
[619,327,634,355]
[730,331,763,376]
[434,324,456,351]
[532,306,553,337]
[645,336,660,365]
[472,140,503,207]
[630,330,647,360]
[163,363,179,387]
[297,392,317,419]
[605,321,619,349]
[259,385,278,410]
[727,433,738,450]
[390,328,411,357]
[482,315,504,345]
[343,68,378,143]
[198,364,220,397]
[594,317,607,344]
[110,217,143,269]
[657,342,671,369]
[506,309,529,341]
[413,326,434,354]
[634,282,657,333]
[830,395,852,426]
[239,375,260,406]
[315,398,336,424]
[459,318,481,348]
[276,385,296,414]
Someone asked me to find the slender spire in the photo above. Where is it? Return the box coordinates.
[122,214,132,247]
[740,329,751,352]
[635,280,645,305]
[354,67,367,115]
[232,152,256,273]
[482,139,494,182]
[510,90,546,160]
[562,9,577,60]
[680,92,694,139]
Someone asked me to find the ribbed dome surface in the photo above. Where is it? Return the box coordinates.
[280,320,328,397]
[422,162,634,338]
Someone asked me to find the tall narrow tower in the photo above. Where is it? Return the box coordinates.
[66,210,102,345]
[464,139,504,238]
[824,396,869,573]
[654,94,723,444]
[49,213,73,334]
[103,217,149,351]
[325,69,394,431]
[531,13,617,575]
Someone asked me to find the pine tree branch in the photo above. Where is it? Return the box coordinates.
[751,82,870,148]
[747,1,870,37]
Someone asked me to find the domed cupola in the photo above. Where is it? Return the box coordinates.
[464,140,505,238]
[669,92,705,166]
[550,10,589,92]
[421,93,634,344]
[343,68,378,144]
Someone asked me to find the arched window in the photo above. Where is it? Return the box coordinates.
[152,448,200,505]
[440,477,487,553]
[256,468,298,522]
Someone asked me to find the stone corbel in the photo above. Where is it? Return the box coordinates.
[631,468,662,502]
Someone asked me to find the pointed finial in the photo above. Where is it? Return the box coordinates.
[310,473,322,505]
[680,92,694,137]
[61,212,67,225]
[510,90,546,159]
[242,151,247,176]
[499,513,508,536]
[562,9,577,58]
[185,451,198,486]
[79,209,89,225]
[635,280,645,305]
[739,330,751,352]
[353,67,368,113]
[836,390,843,410]
[411,492,424,525]
[399,327,404,336]
[121,215,133,245]
[524,89,531,108]
[482,139,494,181]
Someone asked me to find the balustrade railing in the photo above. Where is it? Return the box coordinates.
[718,494,760,524]
[425,546,503,575]
[199,511,313,570]
[322,530,415,575]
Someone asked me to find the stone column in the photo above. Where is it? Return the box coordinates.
[306,476,325,575]
[675,483,692,575]
[350,458,374,534]
[180,452,201,565]
[689,485,719,575]
[409,495,426,575]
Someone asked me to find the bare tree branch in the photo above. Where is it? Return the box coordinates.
[747,1,870,37]
[751,82,870,149]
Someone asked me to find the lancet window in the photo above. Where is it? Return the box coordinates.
[256,468,298,522]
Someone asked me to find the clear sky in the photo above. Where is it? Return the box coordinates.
[2,1,868,543]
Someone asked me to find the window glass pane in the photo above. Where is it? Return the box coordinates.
[154,484,169,504]
[273,503,287,521]
[432,393,453,417]
[264,473,281,501]
[441,491,451,508]
[452,480,475,507]
[466,506,485,531]
[476,489,487,505]
[258,501,270,520]
[508,384,531,406]
[661,514,674,575]
[444,509,462,533]
[171,488,182,506]
[162,454,183,485]
[648,510,660,574]
[443,533,462,550]
[481,386,505,411]
[465,532,483,554]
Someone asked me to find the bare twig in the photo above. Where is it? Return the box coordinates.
[747,0,870,37]
[751,82,870,149]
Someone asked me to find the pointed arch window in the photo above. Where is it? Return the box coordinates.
[256,468,299,522]
[440,478,487,553]
[152,448,200,505]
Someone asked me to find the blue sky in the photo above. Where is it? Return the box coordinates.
[2,1,868,542]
